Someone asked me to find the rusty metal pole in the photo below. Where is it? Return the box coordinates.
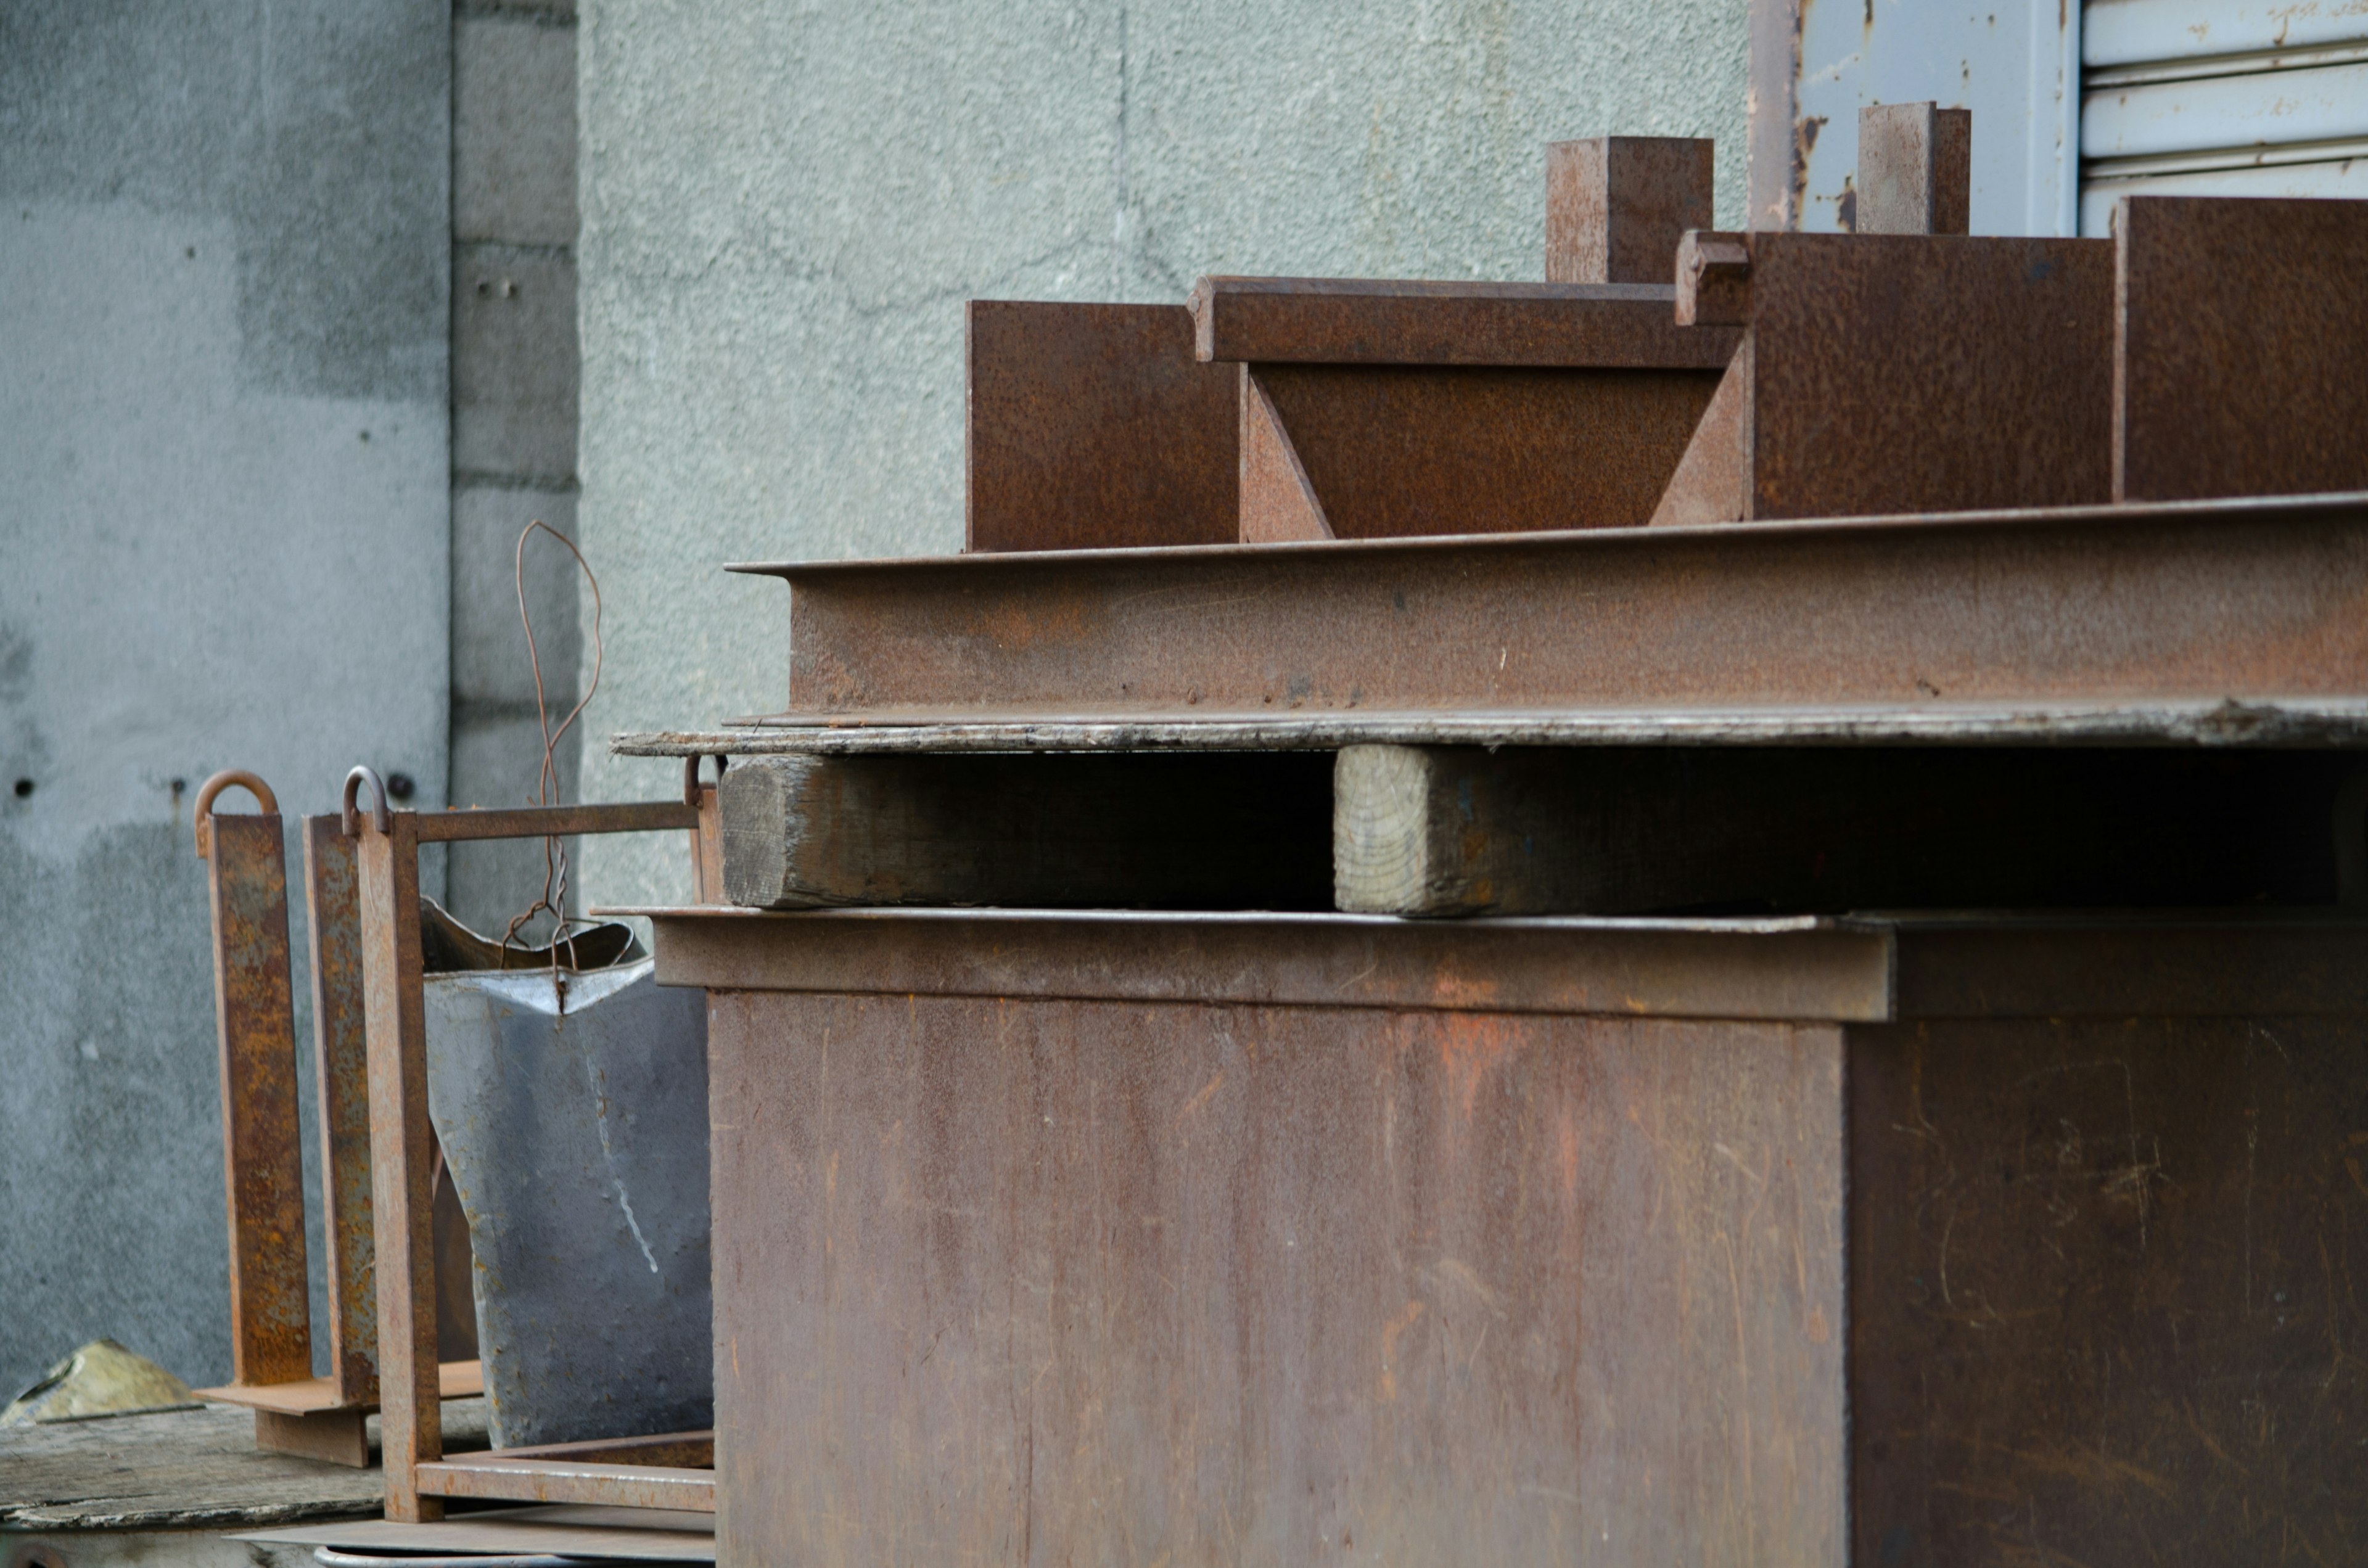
[301,813,379,1406]
[194,771,313,1392]
[348,766,442,1523]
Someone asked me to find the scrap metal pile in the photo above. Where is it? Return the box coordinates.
[204,106,2368,1564]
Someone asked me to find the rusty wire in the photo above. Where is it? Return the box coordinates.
[499,519,604,965]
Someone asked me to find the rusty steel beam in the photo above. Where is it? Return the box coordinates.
[414,1457,717,1513]
[1855,102,1971,236]
[481,1429,716,1469]
[718,494,2368,722]
[300,815,377,1406]
[406,800,697,844]
[1188,276,1740,368]
[194,773,313,1392]
[1545,136,1714,284]
[636,907,1895,1023]
[2113,195,2368,504]
[966,302,1237,552]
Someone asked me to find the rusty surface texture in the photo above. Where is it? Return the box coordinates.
[301,815,377,1405]
[1674,230,1751,326]
[706,985,1845,1564]
[414,1457,717,1513]
[1849,1012,2368,1562]
[200,798,314,1391]
[356,813,443,1524]
[2114,195,2368,504]
[733,494,2368,720]
[1545,137,1715,284]
[1252,363,1718,538]
[1744,232,2115,519]
[1188,276,1740,368]
[1238,365,1331,543]
[966,301,1237,553]
[485,1429,715,1468]
[643,907,1896,1022]
[1855,102,1970,236]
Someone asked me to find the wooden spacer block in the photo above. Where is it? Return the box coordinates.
[1856,102,1970,236]
[1547,137,1715,284]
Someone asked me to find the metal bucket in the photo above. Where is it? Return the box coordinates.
[421,924,710,1449]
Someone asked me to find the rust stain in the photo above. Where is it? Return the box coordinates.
[1378,1299,1427,1402]
[1172,1070,1225,1131]
[1435,1012,1518,1122]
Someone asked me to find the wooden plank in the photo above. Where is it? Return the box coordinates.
[1252,363,1720,536]
[1238,366,1331,542]
[1855,102,1970,235]
[2114,195,2368,503]
[357,813,441,1524]
[1545,136,1714,284]
[415,1458,717,1512]
[1332,744,2355,917]
[965,300,1237,552]
[200,809,313,1390]
[1188,275,1740,367]
[301,815,378,1405]
[718,750,1334,911]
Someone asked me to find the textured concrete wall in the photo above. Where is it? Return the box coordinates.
[445,0,588,938]
[575,0,1750,907]
[0,2,450,1395]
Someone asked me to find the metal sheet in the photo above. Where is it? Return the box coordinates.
[1188,276,1739,367]
[707,987,1846,1564]
[422,961,712,1450]
[413,1456,716,1512]
[202,811,313,1390]
[2086,0,2368,65]
[2113,195,2368,503]
[1742,232,2116,519]
[966,301,1237,553]
[723,495,2368,720]
[641,906,1896,1022]
[302,815,378,1404]
[236,1504,717,1562]
[1256,363,1719,537]
[1848,1012,2368,1562]
[2083,60,2368,161]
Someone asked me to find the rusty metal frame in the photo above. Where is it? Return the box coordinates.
[191,771,485,1467]
[344,771,712,1521]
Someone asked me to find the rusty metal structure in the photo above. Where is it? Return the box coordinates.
[181,101,2367,1562]
[588,107,2368,1564]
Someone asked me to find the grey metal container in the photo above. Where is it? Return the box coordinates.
[422,958,710,1448]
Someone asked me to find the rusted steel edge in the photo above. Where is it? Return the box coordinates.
[724,488,2368,578]
[413,1458,717,1513]
[612,700,2368,757]
[615,906,1897,1024]
[407,800,697,844]
[478,1428,715,1467]
[1186,275,1741,367]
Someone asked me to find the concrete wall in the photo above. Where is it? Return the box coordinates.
[573,0,1751,908]
[445,0,588,938]
[0,2,450,1395]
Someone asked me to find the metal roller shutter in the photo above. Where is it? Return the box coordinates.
[2081,0,2368,234]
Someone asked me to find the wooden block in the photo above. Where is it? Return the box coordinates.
[1547,136,1716,284]
[1334,744,2354,917]
[1856,102,1970,236]
[965,302,1237,552]
[257,1408,371,1469]
[2114,194,2368,503]
[721,752,1334,911]
[1238,366,1331,543]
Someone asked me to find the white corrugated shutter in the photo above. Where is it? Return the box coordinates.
[2080,1,2368,234]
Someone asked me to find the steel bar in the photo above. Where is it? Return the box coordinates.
[408,800,697,844]
[195,777,313,1390]
[479,1430,715,1468]
[301,814,377,1406]
[2113,195,2368,503]
[967,301,1237,552]
[1188,276,1740,367]
[1545,136,1715,284]
[357,810,440,1524]
[717,495,2368,722]
[413,1458,717,1513]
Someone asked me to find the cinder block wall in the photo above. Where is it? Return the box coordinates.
[445,0,585,938]
[570,0,1751,910]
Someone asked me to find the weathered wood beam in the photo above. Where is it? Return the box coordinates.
[721,752,1334,911]
[1335,745,2356,917]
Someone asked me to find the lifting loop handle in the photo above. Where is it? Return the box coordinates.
[192,768,279,860]
[342,765,392,839]
[682,753,728,807]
